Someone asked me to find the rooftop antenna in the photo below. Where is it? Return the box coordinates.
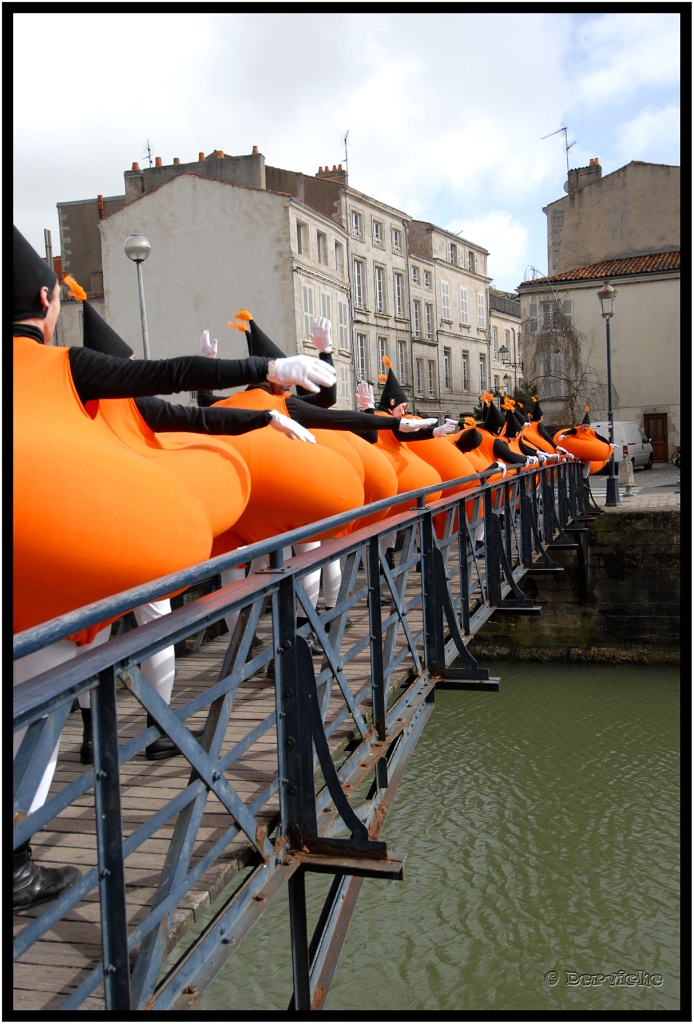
[541,124,577,177]
[143,139,154,169]
[343,130,349,179]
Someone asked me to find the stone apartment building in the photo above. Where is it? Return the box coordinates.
[518,160,679,457]
[54,148,515,415]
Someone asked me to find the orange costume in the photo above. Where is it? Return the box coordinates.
[553,408,612,465]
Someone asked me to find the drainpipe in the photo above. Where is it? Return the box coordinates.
[486,289,492,393]
[343,189,358,411]
[403,220,416,414]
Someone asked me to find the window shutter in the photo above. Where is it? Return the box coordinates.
[302,284,314,339]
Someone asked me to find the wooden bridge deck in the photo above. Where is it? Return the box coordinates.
[13,576,422,1012]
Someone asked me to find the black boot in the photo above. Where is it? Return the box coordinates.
[13,840,81,912]
[80,707,93,765]
[296,617,324,656]
[145,713,203,761]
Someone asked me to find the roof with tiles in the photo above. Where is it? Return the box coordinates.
[521,250,680,286]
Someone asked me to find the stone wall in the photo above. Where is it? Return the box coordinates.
[469,504,680,664]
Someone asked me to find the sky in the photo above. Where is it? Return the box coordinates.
[14,12,680,292]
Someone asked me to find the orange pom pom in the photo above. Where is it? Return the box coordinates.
[378,373,388,383]
[63,275,86,302]
[234,308,253,322]
[585,406,590,412]
[464,416,476,429]
[531,396,538,403]
[382,355,392,369]
[228,321,247,332]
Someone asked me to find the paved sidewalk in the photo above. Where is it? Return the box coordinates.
[588,461,680,501]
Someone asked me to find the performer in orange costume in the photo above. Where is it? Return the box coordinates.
[553,407,613,476]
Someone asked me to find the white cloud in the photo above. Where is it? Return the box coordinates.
[446,212,530,291]
[614,105,680,163]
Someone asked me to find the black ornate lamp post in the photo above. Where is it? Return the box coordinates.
[598,281,619,507]
[498,344,523,392]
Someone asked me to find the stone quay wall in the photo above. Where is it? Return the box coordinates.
[469,498,680,664]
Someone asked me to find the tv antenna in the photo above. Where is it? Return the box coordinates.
[143,139,154,168]
[343,130,349,178]
[541,124,577,176]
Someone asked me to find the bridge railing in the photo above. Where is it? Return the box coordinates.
[13,459,590,1011]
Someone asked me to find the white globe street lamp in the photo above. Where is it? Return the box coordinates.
[124,234,151,359]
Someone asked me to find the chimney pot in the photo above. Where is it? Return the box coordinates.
[332,164,337,171]
[199,152,205,161]
[216,150,224,158]
[318,166,323,173]
[338,164,343,171]
[252,145,258,154]
[132,162,140,171]
[173,157,180,165]
[155,156,162,167]
[97,194,105,221]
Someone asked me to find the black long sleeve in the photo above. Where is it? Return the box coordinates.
[295,352,337,408]
[518,437,540,456]
[68,348,270,404]
[537,422,557,449]
[134,396,272,435]
[493,438,527,465]
[594,431,610,445]
[284,397,405,434]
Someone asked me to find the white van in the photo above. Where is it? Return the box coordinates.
[591,420,654,470]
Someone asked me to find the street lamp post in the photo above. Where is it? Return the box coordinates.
[498,344,523,393]
[124,234,151,359]
[598,282,619,507]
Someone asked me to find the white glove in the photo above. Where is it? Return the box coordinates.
[535,450,548,462]
[310,317,332,353]
[433,418,459,438]
[495,461,508,478]
[200,330,217,358]
[398,417,438,433]
[267,355,336,394]
[355,381,375,410]
[556,446,570,457]
[267,409,316,442]
[610,443,618,451]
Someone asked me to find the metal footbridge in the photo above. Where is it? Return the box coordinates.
[13,460,593,1012]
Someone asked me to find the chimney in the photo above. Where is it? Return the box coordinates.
[199,152,205,161]
[564,159,602,194]
[97,194,105,221]
[252,145,259,154]
[132,162,140,171]
[216,150,224,158]
[173,157,180,165]
[155,156,162,167]
[315,164,348,185]
[318,166,323,173]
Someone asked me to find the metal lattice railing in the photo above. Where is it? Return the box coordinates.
[13,460,592,1011]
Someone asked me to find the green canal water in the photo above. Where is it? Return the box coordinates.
[199,661,680,1012]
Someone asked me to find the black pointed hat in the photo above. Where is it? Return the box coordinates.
[483,398,506,434]
[82,301,134,359]
[246,318,285,360]
[582,406,591,425]
[13,225,58,321]
[531,396,544,422]
[377,357,408,410]
[513,410,527,433]
[502,404,520,438]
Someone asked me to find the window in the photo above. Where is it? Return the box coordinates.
[351,210,363,239]
[467,250,476,272]
[535,299,572,331]
[462,352,470,391]
[378,336,388,367]
[302,283,314,340]
[444,348,452,390]
[459,287,468,323]
[320,291,332,326]
[411,266,419,285]
[297,222,308,256]
[353,260,365,308]
[340,364,351,400]
[479,354,487,392]
[425,303,434,340]
[374,266,386,313]
[415,358,424,396]
[355,333,368,379]
[394,273,404,317]
[441,281,450,319]
[392,227,402,252]
[492,326,498,358]
[504,329,511,353]
[397,340,407,382]
[428,360,436,397]
[372,220,383,246]
[335,242,345,273]
[447,241,457,265]
[412,300,421,337]
[317,232,327,265]
[423,270,431,288]
[477,293,486,329]
[338,299,349,349]
[541,352,565,398]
